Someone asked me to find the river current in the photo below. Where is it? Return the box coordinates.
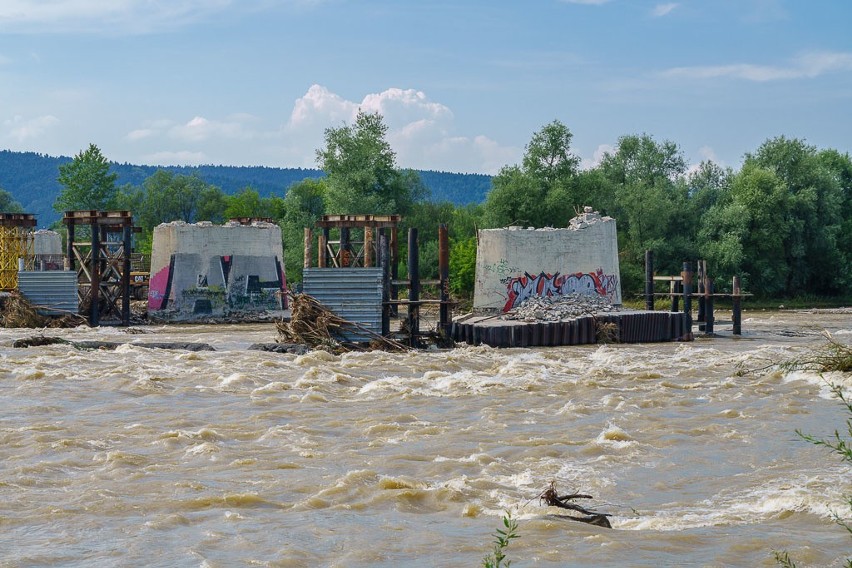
[1,310,850,567]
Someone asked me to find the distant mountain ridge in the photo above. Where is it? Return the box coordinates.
[0,149,492,228]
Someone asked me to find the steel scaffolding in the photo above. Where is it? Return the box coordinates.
[0,213,36,291]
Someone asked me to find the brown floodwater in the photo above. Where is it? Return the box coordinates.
[1,310,850,567]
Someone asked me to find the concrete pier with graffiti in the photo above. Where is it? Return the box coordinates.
[473,208,622,313]
[147,221,287,321]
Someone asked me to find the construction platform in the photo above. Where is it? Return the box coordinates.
[451,310,691,348]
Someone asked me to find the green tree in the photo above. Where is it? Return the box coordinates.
[521,119,580,185]
[401,200,459,280]
[0,187,24,213]
[54,143,118,212]
[449,236,477,297]
[746,137,845,295]
[817,149,852,291]
[115,170,227,253]
[224,188,266,219]
[596,134,690,290]
[196,185,228,224]
[697,163,791,296]
[135,171,211,227]
[279,178,328,283]
[483,120,580,228]
[686,160,731,216]
[318,110,427,216]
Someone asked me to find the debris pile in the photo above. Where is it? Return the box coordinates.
[502,293,618,322]
[0,291,85,328]
[277,293,407,353]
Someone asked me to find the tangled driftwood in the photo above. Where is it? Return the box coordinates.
[0,291,85,328]
[277,293,407,353]
[539,481,613,528]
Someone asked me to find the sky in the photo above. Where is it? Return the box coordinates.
[1,0,851,175]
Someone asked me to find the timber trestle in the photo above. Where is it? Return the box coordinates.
[63,210,135,326]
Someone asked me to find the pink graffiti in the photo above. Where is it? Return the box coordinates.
[503,268,618,311]
[147,265,172,311]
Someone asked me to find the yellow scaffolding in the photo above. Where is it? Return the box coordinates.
[0,214,36,291]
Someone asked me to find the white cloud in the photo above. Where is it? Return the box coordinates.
[126,128,154,141]
[285,84,516,173]
[289,84,357,128]
[169,115,259,142]
[580,143,614,169]
[652,3,678,17]
[3,114,59,141]
[697,146,719,162]
[125,85,518,173]
[686,146,722,175]
[661,50,852,82]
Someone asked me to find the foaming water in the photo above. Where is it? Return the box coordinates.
[0,313,850,566]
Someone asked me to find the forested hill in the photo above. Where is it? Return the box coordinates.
[0,150,492,227]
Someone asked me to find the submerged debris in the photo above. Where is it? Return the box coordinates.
[249,342,310,355]
[12,336,215,351]
[12,335,71,348]
[539,481,613,528]
[277,293,407,353]
[502,293,618,323]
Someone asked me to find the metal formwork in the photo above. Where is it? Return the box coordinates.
[17,271,79,315]
[302,268,383,341]
[0,213,36,291]
[63,210,134,326]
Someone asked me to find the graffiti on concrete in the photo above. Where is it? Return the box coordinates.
[503,268,619,311]
[148,253,286,317]
[483,259,523,277]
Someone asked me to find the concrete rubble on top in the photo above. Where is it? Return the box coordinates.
[501,292,619,323]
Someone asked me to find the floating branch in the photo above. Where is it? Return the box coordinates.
[539,481,613,528]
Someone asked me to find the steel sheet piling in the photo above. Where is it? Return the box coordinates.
[732,276,742,335]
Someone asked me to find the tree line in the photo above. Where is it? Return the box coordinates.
[23,112,852,300]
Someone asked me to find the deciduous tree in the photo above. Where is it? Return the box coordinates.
[318,110,426,216]
[54,143,118,212]
[0,187,24,213]
[483,120,581,228]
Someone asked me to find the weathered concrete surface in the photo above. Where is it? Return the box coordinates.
[32,230,64,270]
[33,230,62,256]
[148,221,287,321]
[473,209,622,313]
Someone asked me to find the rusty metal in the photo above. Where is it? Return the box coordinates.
[438,224,450,336]
[312,214,401,270]
[63,210,135,326]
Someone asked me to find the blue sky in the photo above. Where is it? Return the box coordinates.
[1,0,850,175]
